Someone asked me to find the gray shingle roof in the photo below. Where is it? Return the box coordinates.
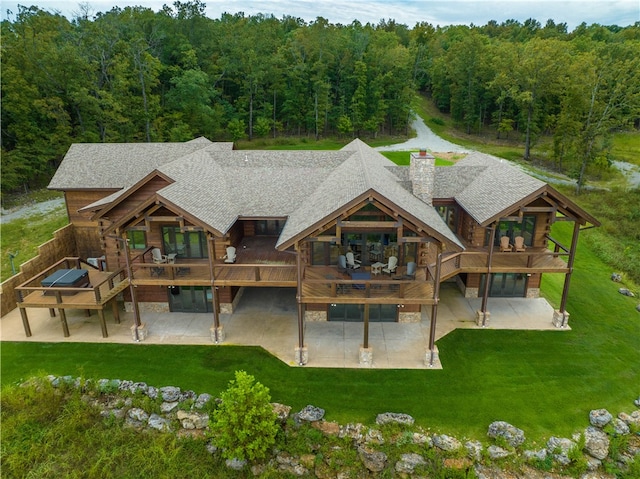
[53,138,557,251]
[48,140,232,190]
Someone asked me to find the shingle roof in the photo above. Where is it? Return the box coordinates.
[52,138,561,251]
[48,140,232,190]
[442,152,546,224]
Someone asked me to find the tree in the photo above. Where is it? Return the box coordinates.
[209,371,278,462]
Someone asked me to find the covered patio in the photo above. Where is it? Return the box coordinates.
[0,284,566,369]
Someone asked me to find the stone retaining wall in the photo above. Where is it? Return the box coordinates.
[39,375,639,479]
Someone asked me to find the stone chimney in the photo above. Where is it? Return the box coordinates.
[410,149,435,205]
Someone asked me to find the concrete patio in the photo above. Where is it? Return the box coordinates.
[0,283,568,369]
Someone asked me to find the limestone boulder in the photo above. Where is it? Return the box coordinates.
[271,402,292,424]
[159,386,181,402]
[433,434,462,452]
[358,446,387,472]
[296,405,325,422]
[395,453,426,474]
[375,412,415,426]
[487,421,525,447]
[583,426,610,460]
[589,408,613,428]
[487,445,512,460]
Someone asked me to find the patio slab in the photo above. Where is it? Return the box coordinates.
[1,284,567,370]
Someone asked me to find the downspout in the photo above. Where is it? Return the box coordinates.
[428,251,443,367]
[480,224,497,327]
[558,221,580,327]
[207,236,220,343]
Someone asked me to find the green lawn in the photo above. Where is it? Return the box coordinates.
[2,224,638,444]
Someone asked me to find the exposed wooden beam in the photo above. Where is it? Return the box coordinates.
[337,220,401,228]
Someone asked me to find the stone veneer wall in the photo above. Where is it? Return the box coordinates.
[410,151,435,205]
[526,288,540,299]
[305,310,327,322]
[125,302,170,313]
[398,311,421,323]
[220,286,245,314]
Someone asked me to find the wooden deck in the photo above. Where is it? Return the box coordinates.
[438,248,569,281]
[302,266,435,305]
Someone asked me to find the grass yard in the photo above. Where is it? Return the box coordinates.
[0,204,68,282]
[2,225,638,444]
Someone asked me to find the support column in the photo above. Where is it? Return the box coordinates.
[112,300,120,324]
[59,308,70,337]
[359,304,373,366]
[207,236,223,343]
[427,252,442,367]
[98,309,108,338]
[555,222,581,328]
[478,224,496,327]
[294,243,307,365]
[19,307,32,337]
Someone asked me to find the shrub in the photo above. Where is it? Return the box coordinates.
[209,370,278,462]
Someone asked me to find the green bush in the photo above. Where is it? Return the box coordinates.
[209,370,279,462]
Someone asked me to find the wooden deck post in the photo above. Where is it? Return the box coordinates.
[363,304,370,349]
[557,221,581,327]
[428,252,442,366]
[296,244,304,349]
[207,236,222,343]
[479,224,496,327]
[19,307,32,337]
[111,299,120,324]
[98,309,108,338]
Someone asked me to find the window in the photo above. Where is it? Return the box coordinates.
[127,230,146,250]
[436,205,457,232]
[162,226,208,259]
[487,215,536,247]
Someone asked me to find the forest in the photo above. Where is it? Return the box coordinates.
[2,1,639,197]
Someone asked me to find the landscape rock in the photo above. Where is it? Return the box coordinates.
[433,434,462,451]
[395,452,426,474]
[487,421,525,447]
[179,390,197,402]
[339,422,365,442]
[546,436,576,466]
[636,304,640,313]
[413,432,432,446]
[611,272,622,282]
[589,409,613,428]
[635,397,640,407]
[127,407,149,423]
[311,420,340,436]
[584,426,610,460]
[365,428,384,444]
[466,440,483,461]
[195,393,212,409]
[177,410,209,429]
[146,386,158,399]
[271,402,291,424]
[612,418,630,435]
[487,445,512,460]
[618,411,640,427]
[358,446,387,472]
[375,412,415,426]
[524,449,547,461]
[225,458,246,470]
[618,288,634,297]
[159,386,181,402]
[296,405,325,422]
[148,413,171,432]
[160,401,179,413]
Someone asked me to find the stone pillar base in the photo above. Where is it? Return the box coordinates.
[210,326,225,343]
[359,346,373,367]
[475,310,490,327]
[425,345,439,367]
[131,323,147,341]
[552,310,570,328]
[295,346,308,366]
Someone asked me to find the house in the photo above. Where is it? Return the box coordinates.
[24,137,599,365]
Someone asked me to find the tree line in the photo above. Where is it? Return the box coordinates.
[2,1,639,196]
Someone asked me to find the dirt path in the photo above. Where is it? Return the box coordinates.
[0,198,66,224]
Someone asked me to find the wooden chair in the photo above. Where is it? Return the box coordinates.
[223,246,237,263]
[382,256,398,275]
[499,236,513,252]
[346,252,361,269]
[151,247,167,264]
[514,236,527,252]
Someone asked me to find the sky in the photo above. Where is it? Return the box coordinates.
[1,0,639,29]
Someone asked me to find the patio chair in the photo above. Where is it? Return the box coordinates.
[346,251,361,269]
[223,246,237,263]
[514,236,527,252]
[368,242,382,261]
[499,236,513,252]
[382,256,398,275]
[337,255,348,273]
[406,261,417,279]
[151,247,167,264]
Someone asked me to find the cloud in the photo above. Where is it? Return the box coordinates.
[2,0,638,29]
